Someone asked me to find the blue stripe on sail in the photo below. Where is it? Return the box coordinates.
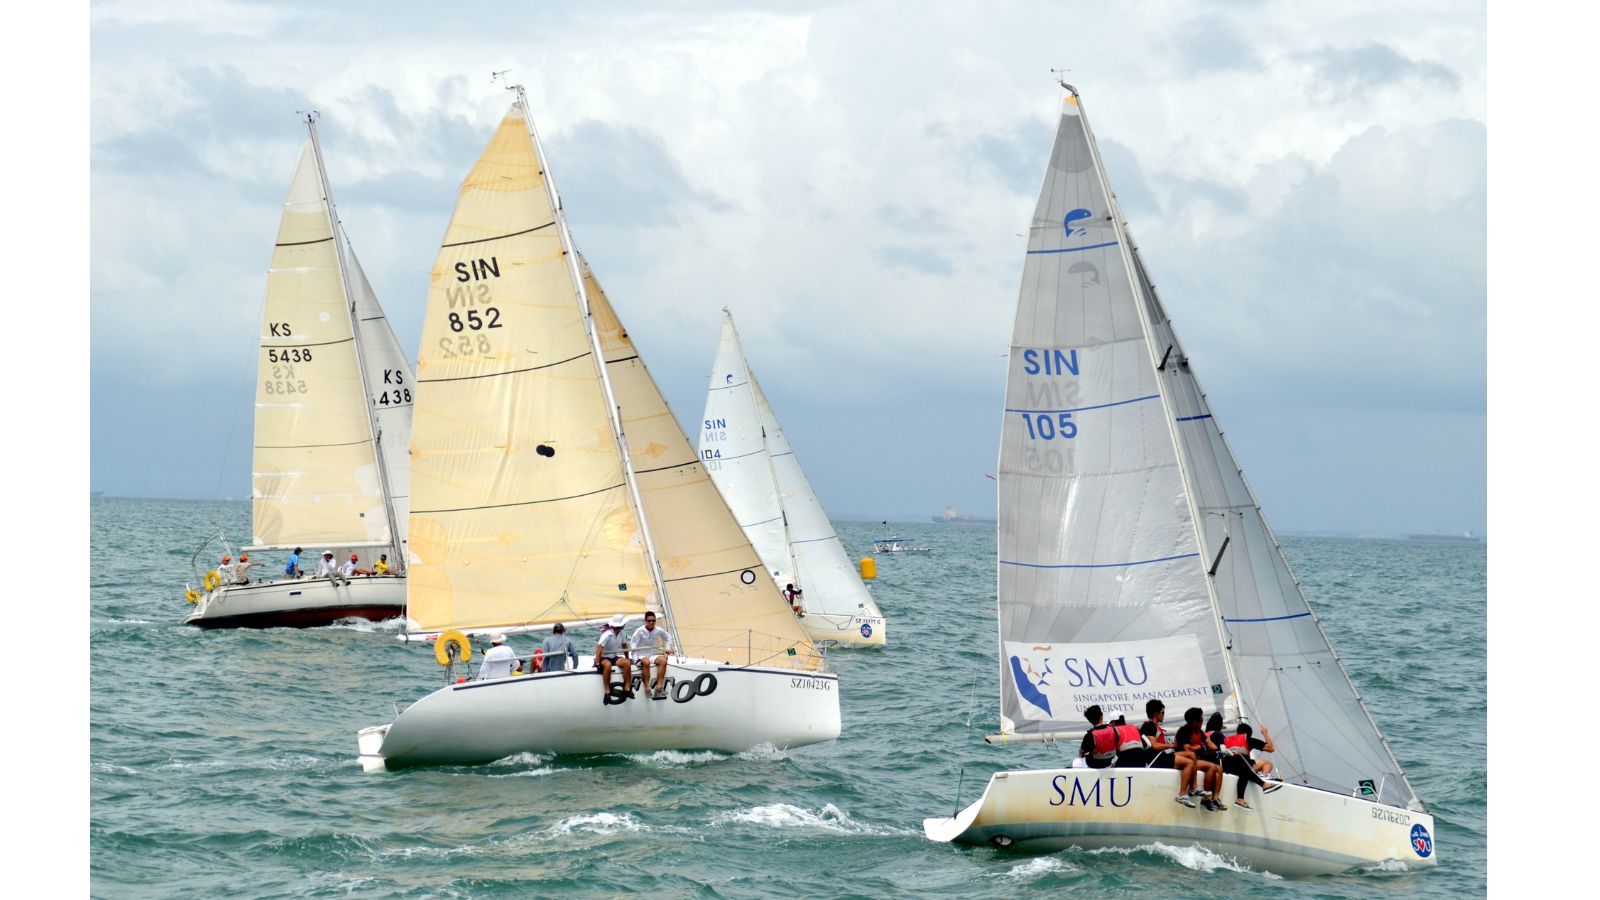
[1222,613,1312,623]
[1000,552,1200,570]
[1005,394,1159,415]
[1027,240,1120,255]
[1176,413,1213,422]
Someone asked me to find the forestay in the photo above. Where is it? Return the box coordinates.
[996,90,1421,812]
[252,141,392,550]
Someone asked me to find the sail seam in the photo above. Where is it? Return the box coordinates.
[275,236,334,247]
[663,565,762,584]
[790,535,838,546]
[1004,394,1159,414]
[708,380,750,391]
[603,354,642,365]
[634,460,697,476]
[255,439,373,450]
[413,481,624,514]
[440,221,555,248]
[1000,552,1200,569]
[418,351,592,384]
[1222,612,1311,623]
[708,447,764,464]
[1027,240,1119,255]
[260,337,356,349]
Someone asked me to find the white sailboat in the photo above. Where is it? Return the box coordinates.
[183,116,412,629]
[921,86,1436,875]
[356,89,839,771]
[698,311,888,647]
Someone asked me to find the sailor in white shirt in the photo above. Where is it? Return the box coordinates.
[314,550,340,579]
[341,554,359,578]
[629,612,674,700]
[595,613,634,705]
[477,633,520,680]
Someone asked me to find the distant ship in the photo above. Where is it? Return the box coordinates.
[932,505,995,524]
[1406,531,1481,542]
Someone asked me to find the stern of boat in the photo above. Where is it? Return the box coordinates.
[357,724,391,773]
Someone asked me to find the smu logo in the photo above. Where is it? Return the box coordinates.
[1410,823,1433,858]
[1008,648,1055,717]
[860,623,873,638]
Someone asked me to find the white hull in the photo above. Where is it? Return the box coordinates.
[800,611,887,647]
[183,576,406,629]
[358,658,841,771]
[923,768,1437,876]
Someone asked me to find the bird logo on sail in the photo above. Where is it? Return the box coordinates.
[1008,649,1054,717]
[1063,208,1093,237]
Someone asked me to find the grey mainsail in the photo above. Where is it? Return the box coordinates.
[995,88,1421,812]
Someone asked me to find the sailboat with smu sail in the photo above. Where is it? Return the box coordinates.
[921,85,1435,875]
[356,89,839,771]
[698,311,888,647]
[182,116,412,629]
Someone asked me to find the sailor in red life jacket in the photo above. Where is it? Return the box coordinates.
[1140,699,1200,808]
[1107,710,1147,766]
[1221,721,1282,808]
[1076,705,1119,769]
[1175,706,1226,811]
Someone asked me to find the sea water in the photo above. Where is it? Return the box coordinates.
[90,498,1486,897]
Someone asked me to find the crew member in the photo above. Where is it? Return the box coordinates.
[1175,707,1226,811]
[629,612,675,699]
[1109,710,1147,766]
[782,583,805,617]
[373,554,390,575]
[285,547,303,579]
[540,622,579,672]
[1077,705,1118,769]
[477,633,519,680]
[1223,722,1282,808]
[595,613,633,704]
[314,550,340,579]
[231,554,256,584]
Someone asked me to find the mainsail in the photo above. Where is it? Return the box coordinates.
[996,90,1421,811]
[251,135,409,554]
[407,100,820,672]
[701,313,879,621]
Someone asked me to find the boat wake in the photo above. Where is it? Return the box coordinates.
[989,856,1076,882]
[1088,842,1281,878]
[549,812,647,837]
[621,749,731,767]
[710,803,907,836]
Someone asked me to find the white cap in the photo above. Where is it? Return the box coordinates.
[1108,709,1128,722]
[608,613,628,629]
[322,549,334,556]
[490,633,507,644]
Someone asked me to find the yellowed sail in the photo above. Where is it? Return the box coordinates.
[405,105,651,633]
[252,141,388,548]
[584,259,820,671]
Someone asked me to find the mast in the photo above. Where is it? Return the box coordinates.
[509,85,682,646]
[304,114,406,572]
[728,311,801,587]
[1066,83,1244,711]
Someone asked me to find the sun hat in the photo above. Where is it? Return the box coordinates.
[490,633,507,644]
[351,554,359,560]
[607,613,628,629]
[322,550,334,556]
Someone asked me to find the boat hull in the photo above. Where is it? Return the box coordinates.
[183,576,406,629]
[800,611,887,647]
[922,768,1437,877]
[358,659,841,771]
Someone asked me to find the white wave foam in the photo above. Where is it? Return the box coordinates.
[710,803,906,835]
[487,751,555,768]
[991,856,1074,882]
[549,812,645,836]
[734,742,788,761]
[92,761,139,775]
[623,749,730,767]
[1090,842,1280,878]
[487,766,556,779]
[1359,858,1413,874]
[326,617,406,633]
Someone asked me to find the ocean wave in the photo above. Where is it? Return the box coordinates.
[1088,842,1281,878]
[990,856,1075,882]
[548,812,645,836]
[709,803,908,835]
[325,617,407,633]
[622,749,730,767]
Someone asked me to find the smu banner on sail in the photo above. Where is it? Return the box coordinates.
[1004,635,1214,722]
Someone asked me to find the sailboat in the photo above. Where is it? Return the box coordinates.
[182,116,413,629]
[698,311,888,647]
[355,89,839,771]
[921,85,1436,875]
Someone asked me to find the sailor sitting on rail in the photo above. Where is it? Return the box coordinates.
[1077,705,1119,769]
[477,633,519,680]
[629,612,675,700]
[314,550,341,580]
[595,613,634,705]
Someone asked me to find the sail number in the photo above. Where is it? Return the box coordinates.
[266,348,312,363]
[447,309,502,332]
[1020,412,1077,440]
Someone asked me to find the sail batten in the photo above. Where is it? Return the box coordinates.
[994,87,1421,812]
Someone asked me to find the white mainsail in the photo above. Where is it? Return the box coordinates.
[699,312,884,637]
[250,131,411,556]
[345,235,413,546]
[406,100,820,671]
[994,91,1420,811]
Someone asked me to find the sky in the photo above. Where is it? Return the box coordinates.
[88,0,1487,535]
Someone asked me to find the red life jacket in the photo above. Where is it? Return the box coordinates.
[1145,720,1168,746]
[1223,733,1252,755]
[1090,723,1118,760]
[1113,723,1144,752]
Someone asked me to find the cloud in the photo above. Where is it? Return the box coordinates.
[1303,43,1462,103]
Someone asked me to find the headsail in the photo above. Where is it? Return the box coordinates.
[251,140,392,549]
[995,88,1421,811]
[699,315,795,585]
[343,235,413,548]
